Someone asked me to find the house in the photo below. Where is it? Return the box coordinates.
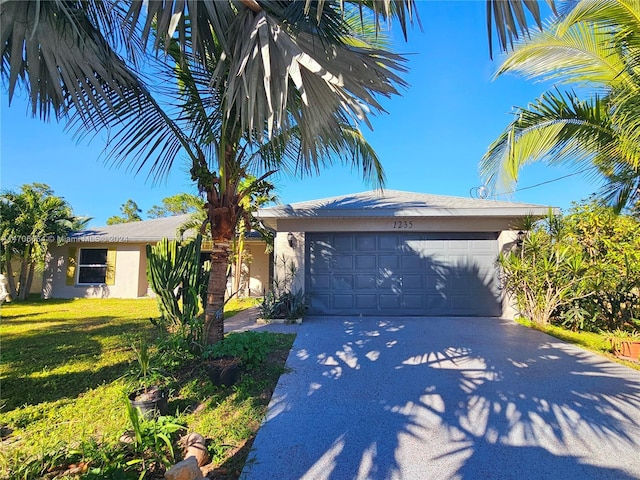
[43,190,551,319]
[42,214,271,299]
[258,190,552,318]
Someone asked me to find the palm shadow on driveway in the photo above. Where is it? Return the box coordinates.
[241,316,640,479]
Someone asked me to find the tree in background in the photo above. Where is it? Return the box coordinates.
[481,0,640,211]
[106,199,143,225]
[147,193,204,219]
[0,183,89,300]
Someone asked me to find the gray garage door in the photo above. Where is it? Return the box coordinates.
[306,232,502,316]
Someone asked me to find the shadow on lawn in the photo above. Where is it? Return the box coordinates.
[1,315,157,410]
[1,362,131,411]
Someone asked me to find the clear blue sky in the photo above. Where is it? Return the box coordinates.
[1,2,599,227]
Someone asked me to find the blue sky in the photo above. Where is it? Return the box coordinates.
[1,2,599,227]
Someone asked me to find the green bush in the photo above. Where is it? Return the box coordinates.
[502,201,640,332]
[203,331,283,370]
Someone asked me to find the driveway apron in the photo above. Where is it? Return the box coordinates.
[240,317,640,480]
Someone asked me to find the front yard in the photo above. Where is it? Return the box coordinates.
[0,297,294,479]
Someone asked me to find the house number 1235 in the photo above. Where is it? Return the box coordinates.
[393,220,413,229]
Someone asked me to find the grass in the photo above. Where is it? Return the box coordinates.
[0,296,293,479]
[514,318,640,371]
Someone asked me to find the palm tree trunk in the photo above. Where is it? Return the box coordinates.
[5,259,17,298]
[18,246,30,300]
[205,240,232,345]
[24,262,35,298]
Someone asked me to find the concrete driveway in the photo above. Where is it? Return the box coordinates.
[240,317,640,480]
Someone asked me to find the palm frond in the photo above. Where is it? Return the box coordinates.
[496,21,628,86]
[480,89,613,190]
[1,1,146,123]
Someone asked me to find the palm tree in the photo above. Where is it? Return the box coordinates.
[480,0,640,210]
[2,0,552,128]
[0,183,89,300]
[97,8,408,344]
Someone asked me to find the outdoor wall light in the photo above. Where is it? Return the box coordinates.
[287,232,297,249]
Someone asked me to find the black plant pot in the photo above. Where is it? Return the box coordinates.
[128,386,168,419]
[206,356,241,387]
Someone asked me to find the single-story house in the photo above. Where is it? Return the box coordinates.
[43,190,552,319]
[42,214,271,299]
[258,190,552,318]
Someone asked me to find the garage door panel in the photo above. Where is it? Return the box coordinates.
[356,235,376,250]
[402,295,424,309]
[379,255,399,269]
[402,274,423,290]
[355,255,375,270]
[379,295,400,309]
[306,232,501,316]
[333,274,353,290]
[333,235,353,251]
[401,255,423,271]
[378,235,400,250]
[310,274,331,289]
[356,274,376,289]
[334,255,353,271]
[356,294,377,309]
[333,295,354,309]
[378,274,402,290]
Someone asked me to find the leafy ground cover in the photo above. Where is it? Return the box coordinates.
[0,297,293,479]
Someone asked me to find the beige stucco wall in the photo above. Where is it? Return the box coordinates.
[270,219,526,320]
[498,230,521,320]
[245,242,270,296]
[43,243,146,299]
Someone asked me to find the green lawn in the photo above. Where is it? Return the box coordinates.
[0,297,292,479]
[514,318,640,371]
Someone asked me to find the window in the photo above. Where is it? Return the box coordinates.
[78,248,108,284]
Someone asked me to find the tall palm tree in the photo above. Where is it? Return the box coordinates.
[98,8,406,344]
[480,0,640,210]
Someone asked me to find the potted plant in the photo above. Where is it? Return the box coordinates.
[126,339,169,418]
[608,329,640,361]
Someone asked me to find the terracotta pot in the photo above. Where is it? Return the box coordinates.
[610,339,640,361]
[205,356,241,387]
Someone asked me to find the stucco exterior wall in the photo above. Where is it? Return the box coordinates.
[245,242,270,296]
[271,216,520,233]
[43,243,146,299]
[273,231,305,293]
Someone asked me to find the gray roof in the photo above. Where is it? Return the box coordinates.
[68,214,264,243]
[69,214,194,243]
[258,190,555,219]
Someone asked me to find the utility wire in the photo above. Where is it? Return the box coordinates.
[492,166,597,197]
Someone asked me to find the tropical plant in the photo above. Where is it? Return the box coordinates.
[258,255,308,321]
[1,0,551,126]
[0,183,88,300]
[501,201,640,330]
[481,0,640,211]
[146,235,209,327]
[106,198,143,225]
[147,193,204,219]
[499,211,591,325]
